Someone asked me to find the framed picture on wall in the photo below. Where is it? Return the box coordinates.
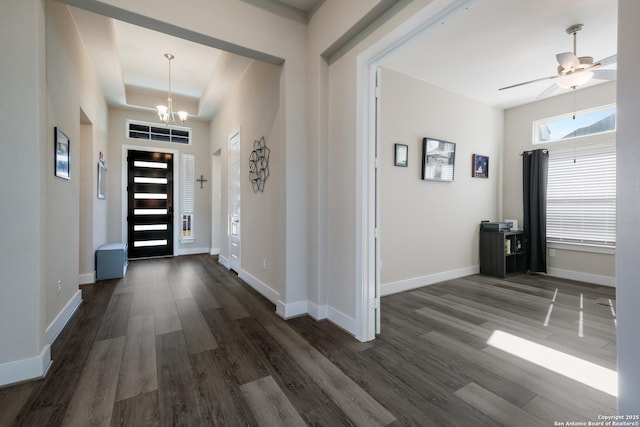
[472,154,489,178]
[54,127,70,180]
[97,162,107,199]
[394,143,408,167]
[422,137,456,182]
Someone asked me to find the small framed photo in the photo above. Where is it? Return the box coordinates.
[472,154,489,178]
[394,143,408,167]
[54,127,70,180]
[422,137,456,182]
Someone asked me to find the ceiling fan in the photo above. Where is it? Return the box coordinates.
[499,24,617,99]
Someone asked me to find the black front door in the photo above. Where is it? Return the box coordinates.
[127,150,174,258]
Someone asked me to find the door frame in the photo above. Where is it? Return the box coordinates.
[227,130,241,272]
[121,144,180,255]
[355,0,478,341]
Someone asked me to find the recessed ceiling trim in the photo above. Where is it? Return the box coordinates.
[322,0,408,65]
[56,0,285,66]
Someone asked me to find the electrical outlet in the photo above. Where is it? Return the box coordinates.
[549,248,556,257]
[263,259,267,271]
[57,280,62,296]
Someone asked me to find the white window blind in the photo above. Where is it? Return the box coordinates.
[181,154,195,240]
[546,140,616,247]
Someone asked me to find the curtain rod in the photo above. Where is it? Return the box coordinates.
[519,149,549,156]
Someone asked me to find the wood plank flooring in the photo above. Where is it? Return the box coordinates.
[1,255,616,426]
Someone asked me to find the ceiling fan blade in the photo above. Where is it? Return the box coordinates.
[590,54,617,69]
[536,83,559,99]
[557,52,579,69]
[592,69,617,81]
[499,74,559,91]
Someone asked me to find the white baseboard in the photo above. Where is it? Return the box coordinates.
[381,265,479,296]
[306,302,357,338]
[218,255,230,269]
[307,301,328,320]
[78,272,95,285]
[326,306,357,336]
[276,300,308,319]
[239,269,279,304]
[547,268,616,287]
[177,246,210,256]
[0,345,51,387]
[0,288,82,386]
[46,289,82,345]
[210,247,220,255]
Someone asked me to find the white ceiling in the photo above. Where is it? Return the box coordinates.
[112,20,223,100]
[382,0,618,109]
[68,0,618,121]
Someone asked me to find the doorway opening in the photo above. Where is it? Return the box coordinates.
[357,0,478,340]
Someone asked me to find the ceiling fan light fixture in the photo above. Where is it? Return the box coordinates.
[579,56,594,66]
[557,70,594,89]
[498,23,616,98]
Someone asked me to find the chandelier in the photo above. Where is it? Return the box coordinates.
[157,53,188,125]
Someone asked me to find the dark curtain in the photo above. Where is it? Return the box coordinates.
[522,149,548,273]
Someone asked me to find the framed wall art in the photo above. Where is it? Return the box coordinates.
[472,154,489,178]
[421,137,456,182]
[394,143,408,167]
[54,127,70,180]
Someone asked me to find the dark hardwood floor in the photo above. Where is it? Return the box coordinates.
[0,255,616,426]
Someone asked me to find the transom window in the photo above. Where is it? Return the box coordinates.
[127,120,191,144]
[533,105,615,144]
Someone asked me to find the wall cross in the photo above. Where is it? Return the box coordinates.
[196,174,208,189]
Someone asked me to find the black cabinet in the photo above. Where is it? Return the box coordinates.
[479,230,526,278]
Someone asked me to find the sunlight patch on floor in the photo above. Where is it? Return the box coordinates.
[543,288,558,327]
[609,299,617,327]
[487,330,617,397]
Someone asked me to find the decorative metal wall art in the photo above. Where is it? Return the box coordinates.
[249,136,270,192]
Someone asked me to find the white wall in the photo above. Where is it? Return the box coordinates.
[0,0,108,385]
[503,82,616,284]
[210,60,285,308]
[379,67,502,294]
[107,108,212,255]
[45,0,108,327]
[0,0,47,381]
[616,0,640,414]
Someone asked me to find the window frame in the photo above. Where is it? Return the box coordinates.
[532,104,616,145]
[126,119,192,145]
[532,106,616,253]
[180,154,195,243]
